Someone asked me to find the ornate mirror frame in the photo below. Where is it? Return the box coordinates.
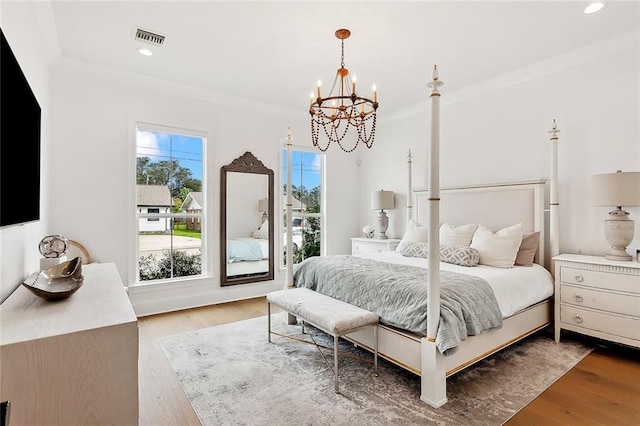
[220,151,274,286]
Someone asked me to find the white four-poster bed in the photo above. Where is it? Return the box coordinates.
[283,67,560,408]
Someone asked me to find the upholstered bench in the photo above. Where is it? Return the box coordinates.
[267,287,379,393]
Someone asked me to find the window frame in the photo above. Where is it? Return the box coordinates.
[131,120,208,286]
[280,144,325,268]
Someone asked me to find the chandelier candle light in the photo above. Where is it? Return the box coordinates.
[309,29,378,152]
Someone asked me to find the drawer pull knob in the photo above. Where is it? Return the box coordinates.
[573,313,583,323]
[573,294,583,303]
[574,273,584,283]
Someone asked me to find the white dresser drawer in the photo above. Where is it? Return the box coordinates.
[560,284,640,317]
[352,241,383,254]
[560,305,640,342]
[351,238,400,255]
[554,254,640,348]
[560,266,640,294]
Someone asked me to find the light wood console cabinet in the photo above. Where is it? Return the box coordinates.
[553,254,640,348]
[0,263,139,425]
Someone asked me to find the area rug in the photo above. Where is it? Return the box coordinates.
[159,313,593,426]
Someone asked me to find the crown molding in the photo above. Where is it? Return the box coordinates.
[386,29,640,122]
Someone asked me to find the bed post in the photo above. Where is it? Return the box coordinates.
[285,128,297,324]
[421,66,447,408]
[407,149,413,224]
[549,120,560,276]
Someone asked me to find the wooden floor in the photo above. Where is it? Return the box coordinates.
[138,296,640,425]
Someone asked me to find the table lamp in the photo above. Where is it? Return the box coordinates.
[371,190,395,239]
[592,170,640,261]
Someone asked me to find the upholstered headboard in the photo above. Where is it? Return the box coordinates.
[413,180,547,268]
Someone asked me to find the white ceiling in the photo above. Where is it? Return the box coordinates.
[42,1,640,115]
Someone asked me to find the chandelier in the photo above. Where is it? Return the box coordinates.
[309,29,378,153]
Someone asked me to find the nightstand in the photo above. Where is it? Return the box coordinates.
[351,237,401,255]
[553,254,640,348]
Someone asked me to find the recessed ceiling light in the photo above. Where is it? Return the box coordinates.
[584,2,605,14]
[138,47,153,57]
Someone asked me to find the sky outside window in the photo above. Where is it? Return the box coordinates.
[282,150,321,191]
[137,130,203,181]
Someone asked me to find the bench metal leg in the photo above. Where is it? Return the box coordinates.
[267,302,272,343]
[334,335,339,393]
[374,324,379,376]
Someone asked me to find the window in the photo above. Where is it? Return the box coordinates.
[282,147,324,266]
[135,123,205,284]
[147,208,160,221]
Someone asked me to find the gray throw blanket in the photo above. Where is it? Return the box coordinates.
[293,255,503,355]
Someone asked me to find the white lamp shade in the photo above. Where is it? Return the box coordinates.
[371,190,395,210]
[258,198,269,212]
[592,171,640,207]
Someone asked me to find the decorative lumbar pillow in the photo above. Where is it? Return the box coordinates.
[470,223,523,268]
[396,219,429,252]
[398,242,479,267]
[439,245,480,267]
[252,229,268,239]
[398,241,430,258]
[439,223,478,246]
[515,231,540,266]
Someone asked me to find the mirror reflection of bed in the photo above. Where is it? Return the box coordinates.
[220,152,274,286]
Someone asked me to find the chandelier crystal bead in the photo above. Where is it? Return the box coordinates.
[309,29,378,153]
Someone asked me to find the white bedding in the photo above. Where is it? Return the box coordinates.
[231,237,270,259]
[356,251,554,319]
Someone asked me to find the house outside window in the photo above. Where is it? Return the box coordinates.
[180,191,203,230]
[282,147,324,266]
[135,123,205,284]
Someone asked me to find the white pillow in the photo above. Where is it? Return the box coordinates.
[439,223,478,246]
[395,219,428,252]
[259,219,269,231]
[470,223,523,268]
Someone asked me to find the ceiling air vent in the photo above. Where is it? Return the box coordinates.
[134,28,166,46]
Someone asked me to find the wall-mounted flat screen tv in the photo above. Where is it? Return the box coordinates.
[1,28,41,227]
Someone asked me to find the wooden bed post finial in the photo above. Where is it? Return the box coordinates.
[427,65,444,96]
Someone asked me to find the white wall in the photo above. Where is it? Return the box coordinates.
[226,172,268,238]
[361,37,640,259]
[47,59,361,315]
[0,2,51,303]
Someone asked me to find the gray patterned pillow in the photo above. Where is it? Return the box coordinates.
[398,242,479,267]
[440,245,480,267]
[397,241,429,258]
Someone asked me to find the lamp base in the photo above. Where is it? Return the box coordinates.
[605,251,633,262]
[603,210,634,262]
[376,210,389,239]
